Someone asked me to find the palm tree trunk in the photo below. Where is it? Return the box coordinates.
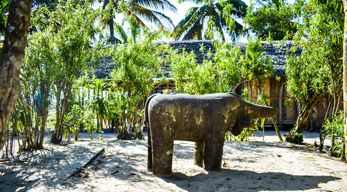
[109,11,116,43]
[102,0,117,43]
[342,0,347,161]
[0,0,33,150]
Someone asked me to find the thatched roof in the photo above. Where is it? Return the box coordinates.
[93,40,297,79]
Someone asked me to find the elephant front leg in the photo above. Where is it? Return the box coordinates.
[203,134,224,171]
[152,141,174,176]
[194,141,204,167]
[151,126,174,177]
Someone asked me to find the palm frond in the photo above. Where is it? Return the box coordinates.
[151,10,175,28]
[182,19,203,40]
[220,15,244,40]
[172,5,209,40]
[130,0,177,13]
[172,7,198,39]
[216,0,247,18]
[129,4,173,29]
[114,23,128,43]
[129,14,147,28]
[212,9,225,41]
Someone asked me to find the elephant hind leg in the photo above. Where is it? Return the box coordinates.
[203,135,224,171]
[194,141,204,167]
[148,143,152,171]
[147,124,152,171]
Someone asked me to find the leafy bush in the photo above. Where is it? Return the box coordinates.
[324,110,345,160]
[64,105,87,141]
[284,132,303,144]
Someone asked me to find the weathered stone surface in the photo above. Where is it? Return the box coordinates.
[145,93,277,176]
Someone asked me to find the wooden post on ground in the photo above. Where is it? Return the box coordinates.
[278,78,284,130]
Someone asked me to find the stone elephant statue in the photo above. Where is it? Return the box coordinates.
[144,93,276,177]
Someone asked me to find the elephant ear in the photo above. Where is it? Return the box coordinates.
[231,118,252,136]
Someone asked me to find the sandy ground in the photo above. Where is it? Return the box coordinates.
[0,131,346,192]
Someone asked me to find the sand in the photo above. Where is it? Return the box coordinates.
[0,131,346,192]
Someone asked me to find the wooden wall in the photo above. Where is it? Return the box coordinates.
[245,78,334,130]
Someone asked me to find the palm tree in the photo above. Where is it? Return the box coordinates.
[172,0,247,41]
[114,15,169,43]
[95,0,177,44]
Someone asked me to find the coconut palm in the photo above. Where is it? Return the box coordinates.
[114,15,169,43]
[94,0,177,43]
[172,0,247,41]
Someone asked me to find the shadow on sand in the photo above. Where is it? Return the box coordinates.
[162,169,340,191]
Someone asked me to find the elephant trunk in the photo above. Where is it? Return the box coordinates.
[244,102,277,119]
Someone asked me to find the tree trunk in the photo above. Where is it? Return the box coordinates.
[51,79,73,144]
[343,0,347,162]
[285,93,320,144]
[0,0,33,150]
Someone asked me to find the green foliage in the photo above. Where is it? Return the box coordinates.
[225,125,259,141]
[245,0,298,40]
[170,39,273,96]
[0,0,8,37]
[64,104,86,141]
[14,24,56,150]
[168,48,198,93]
[324,111,344,139]
[85,111,97,140]
[285,132,303,144]
[30,0,103,144]
[323,110,345,160]
[283,98,293,107]
[170,42,245,94]
[286,45,327,103]
[172,0,247,41]
[88,77,110,140]
[241,88,250,101]
[285,0,343,139]
[109,38,168,139]
[240,39,273,83]
[288,0,343,101]
[46,112,56,130]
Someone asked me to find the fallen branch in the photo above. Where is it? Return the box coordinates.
[65,148,105,180]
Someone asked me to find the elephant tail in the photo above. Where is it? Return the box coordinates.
[145,93,158,171]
